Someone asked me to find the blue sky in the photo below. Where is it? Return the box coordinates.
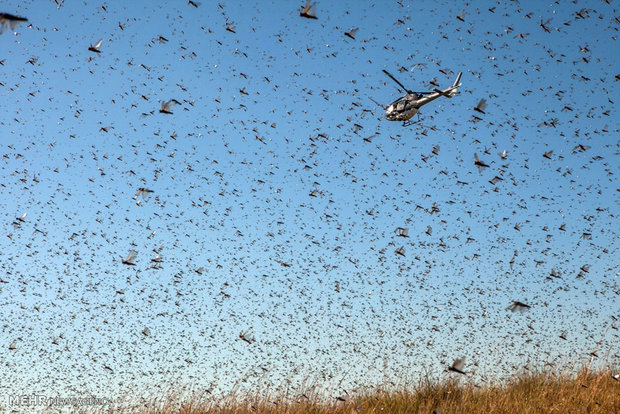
[1,0,618,407]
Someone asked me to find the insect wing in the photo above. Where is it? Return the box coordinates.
[451,357,466,372]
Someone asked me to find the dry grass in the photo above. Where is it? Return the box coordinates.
[92,367,619,414]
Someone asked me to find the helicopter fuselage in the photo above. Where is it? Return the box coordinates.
[385,95,421,121]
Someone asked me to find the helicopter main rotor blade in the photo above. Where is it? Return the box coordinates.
[369,96,386,109]
[382,69,412,94]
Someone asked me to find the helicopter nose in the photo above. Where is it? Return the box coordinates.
[385,106,395,120]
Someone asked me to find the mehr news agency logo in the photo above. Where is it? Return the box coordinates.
[8,394,113,407]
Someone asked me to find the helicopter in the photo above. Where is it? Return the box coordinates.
[381,69,462,126]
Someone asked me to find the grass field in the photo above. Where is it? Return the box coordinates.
[97,367,619,414]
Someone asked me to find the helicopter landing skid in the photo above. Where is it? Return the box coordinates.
[402,113,421,127]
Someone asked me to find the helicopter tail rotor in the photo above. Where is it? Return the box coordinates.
[452,72,462,88]
[449,72,462,96]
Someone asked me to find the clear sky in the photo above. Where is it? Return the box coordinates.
[1,0,618,408]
